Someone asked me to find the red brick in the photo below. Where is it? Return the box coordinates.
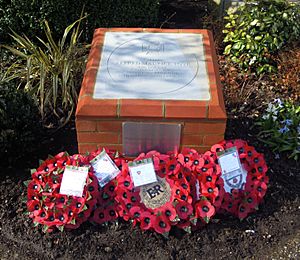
[97,121,122,132]
[208,86,227,119]
[180,145,211,153]
[76,120,97,132]
[203,135,224,146]
[76,97,117,117]
[182,134,203,146]
[165,101,207,119]
[120,100,163,118]
[184,121,226,134]
[77,132,119,144]
[97,144,123,153]
[78,143,98,154]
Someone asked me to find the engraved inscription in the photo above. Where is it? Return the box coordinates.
[94,32,211,100]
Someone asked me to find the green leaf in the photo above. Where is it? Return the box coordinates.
[70,218,76,225]
[162,232,169,239]
[39,159,44,166]
[82,204,88,211]
[23,180,31,187]
[190,218,198,226]
[183,226,192,234]
[30,169,37,175]
[203,216,210,223]
[200,196,208,201]
[33,222,39,227]
[224,44,232,55]
[42,225,49,233]
[57,225,64,232]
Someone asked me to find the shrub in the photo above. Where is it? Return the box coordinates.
[2,19,88,127]
[0,0,160,43]
[256,99,300,160]
[223,0,300,74]
[0,82,41,164]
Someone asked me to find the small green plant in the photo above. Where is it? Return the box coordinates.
[0,82,41,165]
[223,0,300,74]
[256,99,300,160]
[2,18,88,127]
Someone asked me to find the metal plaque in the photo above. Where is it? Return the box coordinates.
[122,122,181,157]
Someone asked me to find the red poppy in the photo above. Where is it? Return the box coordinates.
[28,181,41,193]
[53,194,68,208]
[237,203,251,219]
[254,162,268,175]
[165,158,181,176]
[54,209,69,225]
[92,208,110,224]
[190,155,205,172]
[244,192,258,209]
[201,183,219,202]
[177,152,194,168]
[253,181,267,199]
[175,201,193,220]
[27,199,41,215]
[140,211,154,230]
[160,203,177,221]
[153,214,171,234]
[106,205,118,222]
[211,144,224,154]
[196,199,215,221]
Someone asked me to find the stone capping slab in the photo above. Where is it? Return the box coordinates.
[76,28,226,120]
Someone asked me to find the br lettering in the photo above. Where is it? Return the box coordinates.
[146,185,164,199]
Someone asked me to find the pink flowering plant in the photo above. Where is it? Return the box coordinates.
[257,98,300,160]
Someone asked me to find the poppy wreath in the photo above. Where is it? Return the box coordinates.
[87,148,126,225]
[209,139,269,219]
[176,148,225,228]
[114,150,195,235]
[26,152,99,232]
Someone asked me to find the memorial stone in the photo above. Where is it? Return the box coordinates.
[76,28,226,156]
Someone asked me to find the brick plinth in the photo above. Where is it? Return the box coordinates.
[76,28,227,155]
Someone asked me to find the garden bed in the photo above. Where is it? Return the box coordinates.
[0,1,299,259]
[0,119,299,259]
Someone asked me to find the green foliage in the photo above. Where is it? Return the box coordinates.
[256,99,300,160]
[2,19,88,126]
[0,0,160,43]
[223,0,300,74]
[0,82,41,164]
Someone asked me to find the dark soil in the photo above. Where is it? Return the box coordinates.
[0,1,300,259]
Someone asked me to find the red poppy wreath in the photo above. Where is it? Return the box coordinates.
[209,139,269,219]
[87,148,125,225]
[26,152,99,232]
[176,148,225,228]
[114,150,195,235]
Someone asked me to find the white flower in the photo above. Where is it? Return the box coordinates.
[274,98,283,107]
[262,114,269,120]
[266,103,277,114]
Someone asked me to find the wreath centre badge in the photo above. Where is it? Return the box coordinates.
[140,177,171,209]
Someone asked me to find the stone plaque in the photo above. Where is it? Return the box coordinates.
[93,32,210,100]
[122,122,181,157]
[140,177,171,209]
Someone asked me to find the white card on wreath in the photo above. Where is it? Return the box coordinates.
[59,166,89,197]
[218,148,241,175]
[90,150,120,187]
[128,158,157,187]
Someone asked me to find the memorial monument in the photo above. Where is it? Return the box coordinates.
[76,28,226,156]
